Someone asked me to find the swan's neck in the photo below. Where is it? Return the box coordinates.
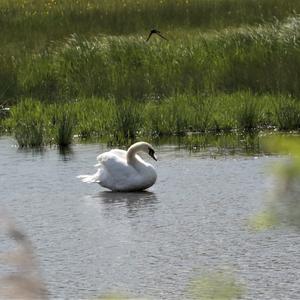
[127,143,146,164]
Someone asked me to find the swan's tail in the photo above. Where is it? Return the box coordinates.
[77,169,101,183]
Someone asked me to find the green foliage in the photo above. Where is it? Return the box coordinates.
[252,136,300,230]
[143,94,213,135]
[18,51,60,102]
[1,8,300,103]
[75,98,115,138]
[113,99,142,140]
[249,211,278,230]
[14,19,300,101]
[188,271,245,300]
[7,99,77,147]
[6,92,300,147]
[236,94,260,132]
[0,55,19,105]
[3,0,300,145]
[9,99,45,147]
[1,0,298,50]
[49,104,77,147]
[275,97,300,130]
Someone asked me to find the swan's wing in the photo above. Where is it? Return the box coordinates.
[77,169,101,183]
[78,150,127,184]
[96,151,143,190]
[98,152,131,175]
[96,149,127,165]
[108,149,127,159]
[97,150,144,171]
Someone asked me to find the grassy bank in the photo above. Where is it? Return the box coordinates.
[1,16,300,104]
[3,93,300,147]
[1,0,299,50]
[1,1,300,147]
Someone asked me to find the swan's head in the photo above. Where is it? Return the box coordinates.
[127,142,157,162]
[148,146,157,161]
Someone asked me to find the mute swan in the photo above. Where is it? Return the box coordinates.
[78,142,157,192]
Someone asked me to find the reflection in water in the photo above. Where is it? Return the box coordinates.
[13,143,74,161]
[78,132,263,156]
[17,146,46,157]
[58,146,74,161]
[1,137,300,299]
[99,191,156,203]
[183,132,261,156]
[98,191,158,214]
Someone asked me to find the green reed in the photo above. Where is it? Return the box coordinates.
[5,92,300,147]
[8,99,45,147]
[48,104,77,147]
[236,96,261,132]
[2,17,298,104]
[275,96,300,130]
[113,99,142,140]
[1,0,298,52]
[74,98,115,138]
[7,99,76,147]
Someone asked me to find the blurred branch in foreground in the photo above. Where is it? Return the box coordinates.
[250,135,300,230]
[0,210,48,299]
[187,269,245,300]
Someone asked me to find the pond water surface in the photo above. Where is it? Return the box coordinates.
[0,137,299,299]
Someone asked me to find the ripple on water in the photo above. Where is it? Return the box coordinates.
[0,137,299,299]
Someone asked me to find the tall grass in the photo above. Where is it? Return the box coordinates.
[2,17,299,103]
[5,93,299,147]
[0,3,300,104]
[236,96,261,132]
[7,99,77,147]
[49,104,77,147]
[275,96,300,130]
[75,98,115,138]
[2,2,300,145]
[1,0,298,51]
[8,99,45,147]
[113,99,142,140]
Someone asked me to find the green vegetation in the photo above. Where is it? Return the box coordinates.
[1,0,299,52]
[250,136,300,230]
[8,99,45,147]
[188,270,244,300]
[2,17,300,102]
[1,0,300,146]
[3,93,298,147]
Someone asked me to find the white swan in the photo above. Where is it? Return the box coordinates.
[78,142,157,192]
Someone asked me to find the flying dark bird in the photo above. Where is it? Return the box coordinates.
[146,29,168,42]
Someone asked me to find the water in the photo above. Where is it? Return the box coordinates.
[0,136,299,299]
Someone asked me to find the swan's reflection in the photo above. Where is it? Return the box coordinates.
[97,191,158,216]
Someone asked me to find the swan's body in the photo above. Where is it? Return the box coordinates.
[78,142,157,192]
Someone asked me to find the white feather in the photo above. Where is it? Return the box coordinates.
[78,142,157,191]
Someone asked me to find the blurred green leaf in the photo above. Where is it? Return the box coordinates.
[256,136,300,229]
[188,271,244,300]
[248,211,277,231]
